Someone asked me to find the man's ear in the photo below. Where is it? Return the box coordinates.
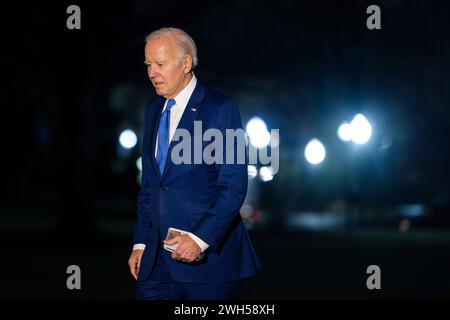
[183,55,193,73]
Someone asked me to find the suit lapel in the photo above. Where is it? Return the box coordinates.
[161,80,206,179]
[148,98,165,180]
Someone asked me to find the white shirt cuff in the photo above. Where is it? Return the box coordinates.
[133,243,146,251]
[187,233,209,252]
[134,234,208,253]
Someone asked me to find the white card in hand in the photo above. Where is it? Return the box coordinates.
[164,227,189,252]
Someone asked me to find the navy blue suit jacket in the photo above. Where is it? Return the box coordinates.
[134,79,262,283]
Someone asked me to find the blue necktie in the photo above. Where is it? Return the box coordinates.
[156,99,176,175]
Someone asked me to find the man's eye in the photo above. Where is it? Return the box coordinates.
[158,63,164,67]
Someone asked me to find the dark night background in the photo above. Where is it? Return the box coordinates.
[1,0,450,299]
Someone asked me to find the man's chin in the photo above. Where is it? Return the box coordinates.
[154,88,166,96]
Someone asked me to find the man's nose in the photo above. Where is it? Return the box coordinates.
[148,66,158,78]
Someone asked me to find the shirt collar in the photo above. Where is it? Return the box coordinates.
[162,75,197,112]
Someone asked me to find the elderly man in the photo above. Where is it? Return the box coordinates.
[128,27,262,300]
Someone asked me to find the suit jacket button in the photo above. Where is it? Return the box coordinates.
[159,187,168,191]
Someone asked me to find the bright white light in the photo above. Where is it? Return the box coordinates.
[136,157,142,172]
[246,117,271,148]
[304,139,326,165]
[259,166,274,182]
[350,113,372,145]
[337,122,352,142]
[119,129,137,149]
[247,165,257,179]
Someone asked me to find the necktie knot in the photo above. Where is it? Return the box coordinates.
[166,99,176,112]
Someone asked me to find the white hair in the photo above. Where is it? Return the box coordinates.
[145,27,198,68]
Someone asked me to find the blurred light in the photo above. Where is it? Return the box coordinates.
[399,204,426,218]
[119,129,137,149]
[304,139,326,165]
[240,204,254,218]
[350,113,372,144]
[136,172,142,185]
[246,117,271,148]
[286,212,345,231]
[259,166,274,182]
[136,157,142,172]
[380,135,392,150]
[240,204,261,230]
[247,165,257,179]
[399,219,410,233]
[337,122,352,142]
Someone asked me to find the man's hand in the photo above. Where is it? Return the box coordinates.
[128,249,144,280]
[164,234,201,263]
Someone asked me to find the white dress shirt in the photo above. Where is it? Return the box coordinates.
[133,75,209,254]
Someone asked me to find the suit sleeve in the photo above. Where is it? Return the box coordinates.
[190,99,248,252]
[133,187,152,244]
[133,106,152,245]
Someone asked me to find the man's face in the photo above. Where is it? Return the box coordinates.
[144,36,191,99]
